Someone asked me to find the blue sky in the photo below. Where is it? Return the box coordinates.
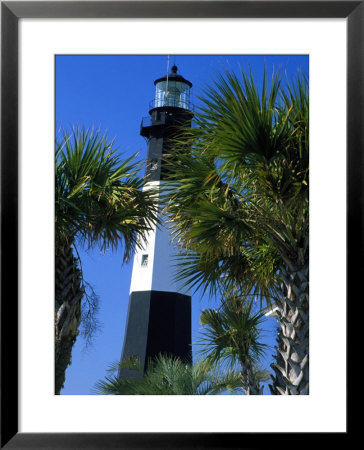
[56,54,308,394]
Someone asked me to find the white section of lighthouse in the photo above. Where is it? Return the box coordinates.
[129,181,190,295]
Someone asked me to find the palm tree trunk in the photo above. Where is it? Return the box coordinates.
[55,242,84,394]
[241,364,264,395]
[269,261,309,395]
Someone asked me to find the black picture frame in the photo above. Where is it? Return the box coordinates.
[1,1,358,448]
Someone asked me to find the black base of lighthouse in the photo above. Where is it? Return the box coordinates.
[119,290,191,378]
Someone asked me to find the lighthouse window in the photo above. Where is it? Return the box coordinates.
[150,159,158,171]
[141,254,149,267]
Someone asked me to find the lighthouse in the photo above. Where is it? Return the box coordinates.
[119,65,193,377]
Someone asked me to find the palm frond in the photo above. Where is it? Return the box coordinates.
[55,127,159,261]
[94,355,245,395]
[198,295,268,368]
[163,67,308,304]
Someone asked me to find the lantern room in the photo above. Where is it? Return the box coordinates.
[153,65,192,110]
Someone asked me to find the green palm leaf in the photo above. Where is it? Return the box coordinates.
[163,68,308,303]
[56,127,159,259]
[94,355,243,395]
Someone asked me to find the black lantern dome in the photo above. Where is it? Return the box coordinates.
[152,65,192,110]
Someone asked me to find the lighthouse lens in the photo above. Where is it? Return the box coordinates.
[155,80,190,109]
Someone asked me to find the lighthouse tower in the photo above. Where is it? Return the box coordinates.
[119,65,193,377]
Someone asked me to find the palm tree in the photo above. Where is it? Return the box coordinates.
[164,69,309,395]
[94,355,243,395]
[199,295,270,395]
[55,128,158,394]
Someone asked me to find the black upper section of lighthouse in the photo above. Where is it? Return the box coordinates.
[140,65,193,181]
